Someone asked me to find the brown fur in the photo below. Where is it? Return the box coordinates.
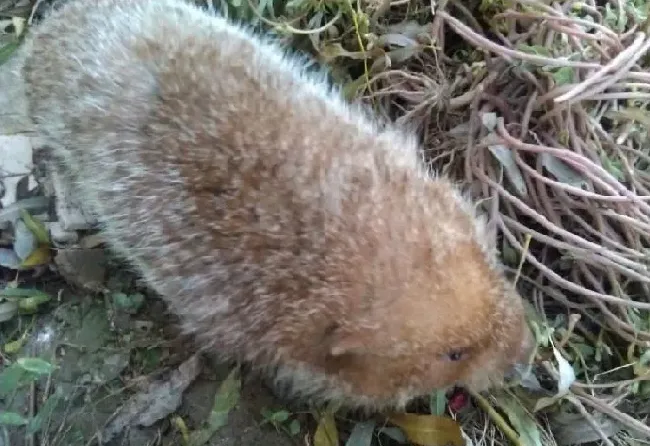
[21,0,533,410]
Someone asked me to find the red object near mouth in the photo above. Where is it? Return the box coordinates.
[448,388,469,413]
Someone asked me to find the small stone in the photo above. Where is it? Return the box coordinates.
[54,248,107,292]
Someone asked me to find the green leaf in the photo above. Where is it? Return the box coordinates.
[430,390,447,416]
[517,44,552,57]
[0,411,29,426]
[289,419,301,436]
[552,66,575,86]
[0,287,50,299]
[17,292,52,312]
[112,292,145,313]
[16,357,55,375]
[209,368,241,420]
[188,367,241,445]
[0,38,21,66]
[0,363,26,397]
[345,420,376,446]
[493,392,543,446]
[270,410,290,423]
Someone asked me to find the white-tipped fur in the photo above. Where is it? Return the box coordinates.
[22,0,532,410]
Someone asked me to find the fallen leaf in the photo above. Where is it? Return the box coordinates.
[554,346,576,394]
[187,366,242,445]
[387,413,464,446]
[386,46,421,65]
[534,345,576,411]
[552,412,622,445]
[540,153,586,187]
[377,33,419,47]
[488,144,528,197]
[385,21,429,39]
[101,354,203,443]
[607,108,650,130]
[172,415,191,444]
[481,112,498,132]
[345,420,376,446]
[19,244,51,268]
[492,392,543,446]
[314,411,339,446]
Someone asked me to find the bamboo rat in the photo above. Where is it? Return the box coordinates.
[21,0,533,410]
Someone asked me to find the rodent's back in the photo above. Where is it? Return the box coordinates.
[23,0,423,310]
[23,0,533,409]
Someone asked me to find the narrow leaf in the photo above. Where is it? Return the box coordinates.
[488,144,528,197]
[0,412,29,426]
[346,420,376,446]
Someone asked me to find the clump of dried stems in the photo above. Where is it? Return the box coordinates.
[353,0,650,442]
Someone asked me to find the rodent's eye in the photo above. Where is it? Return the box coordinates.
[445,349,468,362]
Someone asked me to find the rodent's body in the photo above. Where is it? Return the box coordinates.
[22,0,533,409]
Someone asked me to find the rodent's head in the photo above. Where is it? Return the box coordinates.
[319,180,535,409]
